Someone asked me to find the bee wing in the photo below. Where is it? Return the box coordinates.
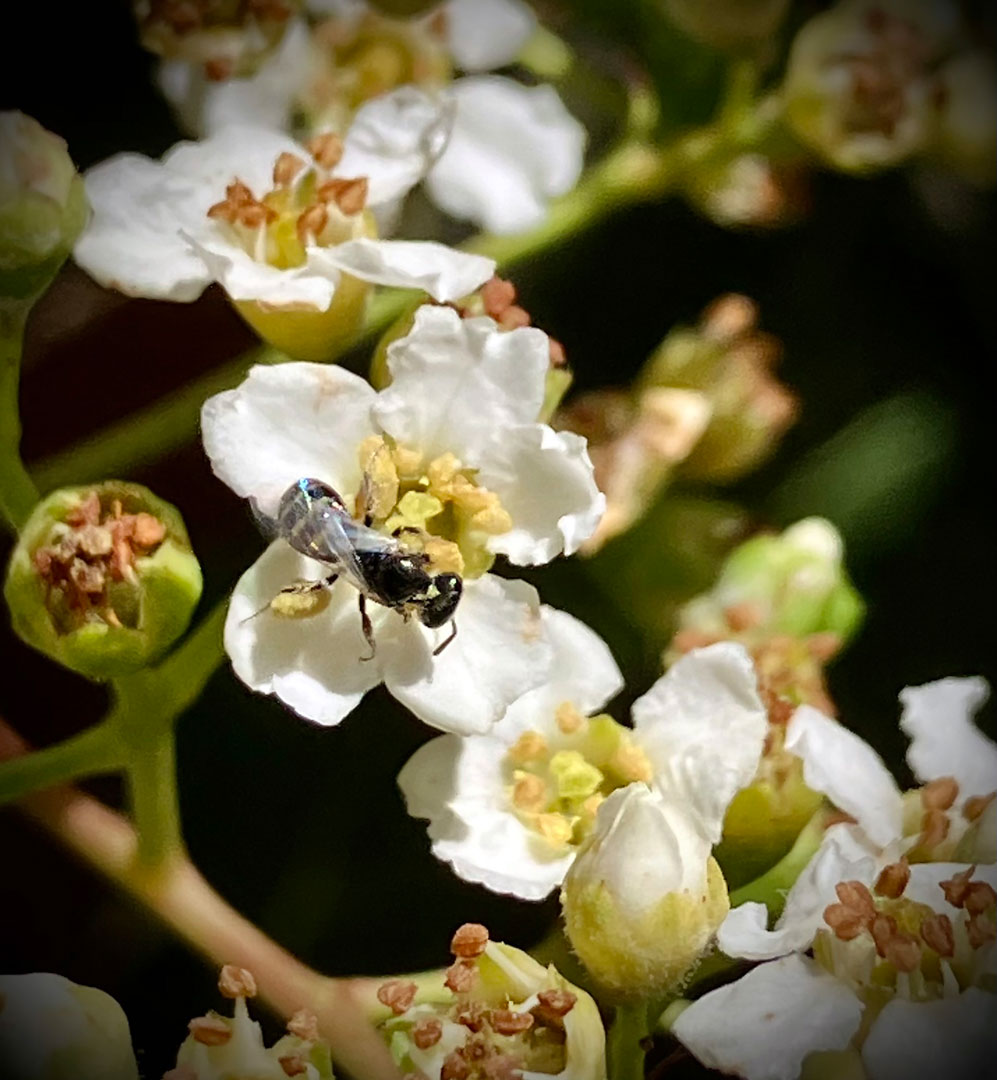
[249,497,280,542]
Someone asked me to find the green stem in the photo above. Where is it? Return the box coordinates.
[0,300,39,530]
[729,809,827,913]
[607,1000,650,1080]
[125,721,182,869]
[0,719,121,807]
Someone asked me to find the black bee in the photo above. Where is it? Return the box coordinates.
[257,477,462,658]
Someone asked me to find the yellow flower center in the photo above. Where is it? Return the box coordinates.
[355,436,513,578]
[206,135,375,271]
[504,706,653,851]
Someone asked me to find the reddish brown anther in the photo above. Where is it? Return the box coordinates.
[279,1054,308,1077]
[441,1050,472,1080]
[497,305,531,331]
[823,903,867,941]
[835,880,877,920]
[884,932,921,973]
[921,776,959,812]
[451,922,489,958]
[445,959,478,995]
[297,203,329,245]
[940,866,975,908]
[489,1008,534,1036]
[481,276,517,318]
[307,132,345,170]
[870,913,898,957]
[454,1000,486,1032]
[188,1015,231,1046]
[963,792,996,822]
[548,338,567,368]
[287,1008,319,1041]
[920,913,955,957]
[218,964,257,999]
[412,1016,444,1049]
[376,979,418,1016]
[919,808,950,849]
[724,602,763,632]
[273,151,306,187]
[532,988,576,1025]
[964,881,997,916]
[317,176,368,215]
[967,912,996,949]
[874,859,910,899]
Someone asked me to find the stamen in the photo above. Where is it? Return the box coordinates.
[188,1015,231,1046]
[318,176,369,215]
[376,980,418,1016]
[287,1008,319,1041]
[920,913,955,957]
[963,792,996,822]
[874,858,910,899]
[451,923,489,959]
[921,776,959,812]
[296,203,329,246]
[555,701,585,734]
[489,1009,534,1035]
[279,1055,308,1077]
[445,960,478,995]
[512,772,547,812]
[967,912,996,949]
[724,603,763,632]
[532,988,577,1026]
[940,866,975,907]
[273,151,306,187]
[413,1017,443,1048]
[217,964,257,999]
[918,808,950,849]
[307,132,344,170]
[835,880,877,920]
[964,881,997,916]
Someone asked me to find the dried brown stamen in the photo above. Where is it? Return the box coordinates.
[413,1017,443,1049]
[445,959,478,995]
[884,932,921,973]
[218,964,257,999]
[964,792,996,822]
[317,176,369,215]
[455,1000,486,1032]
[920,913,955,957]
[489,1008,534,1036]
[869,913,898,957]
[273,151,306,187]
[918,808,950,849]
[964,881,997,916]
[823,904,868,941]
[279,1054,308,1077]
[940,866,975,908]
[376,979,417,1016]
[307,132,345,170]
[874,859,910,899]
[207,179,276,227]
[532,988,576,1026]
[188,1015,231,1046]
[835,880,877,920]
[451,922,489,959]
[967,912,996,949]
[287,1008,319,1041]
[296,203,329,245]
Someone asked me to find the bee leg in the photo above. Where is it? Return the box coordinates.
[358,593,377,661]
[432,619,458,656]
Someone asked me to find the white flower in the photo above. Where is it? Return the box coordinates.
[673,857,997,1080]
[73,88,493,309]
[399,629,767,898]
[202,304,603,733]
[157,0,585,234]
[0,973,139,1080]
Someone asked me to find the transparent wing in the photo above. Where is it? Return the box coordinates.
[288,504,371,592]
[249,497,280,542]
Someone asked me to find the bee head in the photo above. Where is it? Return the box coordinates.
[418,572,462,628]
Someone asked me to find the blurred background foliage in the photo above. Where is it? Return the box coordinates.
[1,0,995,1075]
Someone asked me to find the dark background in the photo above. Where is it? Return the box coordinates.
[1,1,994,1076]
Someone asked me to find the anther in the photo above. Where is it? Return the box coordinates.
[964,881,997,916]
[555,701,585,735]
[489,1008,534,1035]
[921,777,959,812]
[884,932,921,973]
[834,880,877,920]
[507,731,547,763]
[441,1050,471,1080]
[920,913,955,957]
[273,151,306,187]
[307,132,344,170]
[376,979,417,1015]
[296,203,328,245]
[918,808,950,849]
[188,1015,231,1046]
[870,913,897,957]
[823,903,867,941]
[413,1017,443,1049]
[967,912,996,949]
[287,1008,319,1041]
[445,959,478,995]
[317,176,369,215]
[279,1054,308,1077]
[940,866,975,908]
[451,923,489,959]
[963,792,996,822]
[481,277,516,318]
[724,602,763,632]
[532,988,577,1026]
[218,964,257,999]
[874,858,910,899]
[512,773,547,812]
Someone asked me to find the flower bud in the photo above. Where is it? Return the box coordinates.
[4,483,202,679]
[378,928,605,1079]
[640,294,798,484]
[560,785,730,999]
[0,112,88,300]
[0,972,139,1080]
[781,0,949,173]
[663,0,792,52]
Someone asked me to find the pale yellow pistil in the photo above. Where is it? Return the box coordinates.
[505,707,654,850]
[354,436,514,578]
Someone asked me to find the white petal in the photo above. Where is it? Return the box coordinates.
[720,825,878,960]
[224,541,384,726]
[312,238,494,301]
[372,305,548,463]
[182,227,339,308]
[162,124,304,197]
[397,728,574,899]
[862,989,997,1080]
[426,76,585,234]
[74,154,212,300]
[899,677,997,800]
[672,954,863,1080]
[444,0,537,72]
[380,574,551,735]
[785,705,904,849]
[630,643,768,843]
[337,86,455,207]
[201,361,377,515]
[498,604,623,724]
[478,425,604,564]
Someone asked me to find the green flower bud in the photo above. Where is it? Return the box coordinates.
[0,972,139,1080]
[561,785,730,999]
[0,112,87,301]
[4,482,202,679]
[376,926,605,1079]
[663,0,792,52]
[640,294,798,485]
[675,518,864,647]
